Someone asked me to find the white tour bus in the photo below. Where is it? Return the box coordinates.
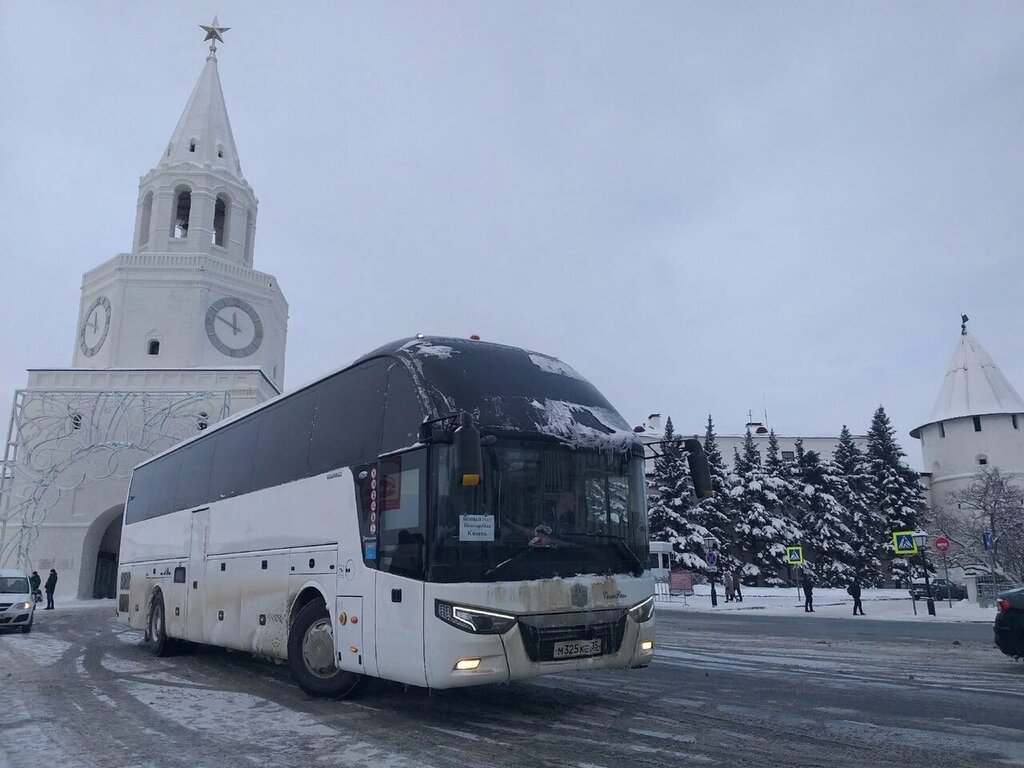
[117,336,710,697]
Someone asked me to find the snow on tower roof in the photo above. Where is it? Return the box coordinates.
[160,33,242,178]
[911,331,1024,437]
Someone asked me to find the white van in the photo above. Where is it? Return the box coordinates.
[0,568,35,633]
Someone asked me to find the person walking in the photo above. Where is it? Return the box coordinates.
[723,571,735,602]
[29,571,42,603]
[801,571,814,613]
[733,571,743,603]
[44,569,57,610]
[848,577,865,616]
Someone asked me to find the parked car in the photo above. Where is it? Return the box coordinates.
[994,586,1024,659]
[909,578,967,601]
[0,568,35,633]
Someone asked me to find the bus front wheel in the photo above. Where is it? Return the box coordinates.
[145,592,174,657]
[288,599,365,699]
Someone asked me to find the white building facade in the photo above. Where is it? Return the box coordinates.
[634,414,867,471]
[0,32,287,599]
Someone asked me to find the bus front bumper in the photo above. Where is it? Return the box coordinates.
[424,611,655,689]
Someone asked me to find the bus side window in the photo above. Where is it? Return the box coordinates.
[378,450,427,578]
[382,363,423,455]
[309,360,387,475]
[209,418,259,501]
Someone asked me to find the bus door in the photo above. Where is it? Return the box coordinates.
[373,451,428,687]
[186,507,210,643]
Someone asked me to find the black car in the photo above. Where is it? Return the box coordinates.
[994,586,1024,659]
[909,578,967,601]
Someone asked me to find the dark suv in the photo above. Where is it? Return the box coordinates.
[909,578,967,601]
[994,586,1024,659]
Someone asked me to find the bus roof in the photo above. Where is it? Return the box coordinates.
[133,336,637,472]
[363,336,636,448]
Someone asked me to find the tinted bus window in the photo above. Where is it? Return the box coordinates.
[126,450,183,523]
[125,464,155,524]
[382,363,423,454]
[208,418,259,501]
[252,390,316,491]
[174,436,216,511]
[309,359,387,475]
[150,450,183,519]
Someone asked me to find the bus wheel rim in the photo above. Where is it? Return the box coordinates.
[302,618,337,678]
[152,602,163,637]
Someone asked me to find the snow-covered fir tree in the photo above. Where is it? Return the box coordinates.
[865,406,925,584]
[765,429,800,535]
[698,415,736,571]
[645,417,709,571]
[832,425,884,585]
[794,449,857,586]
[728,428,801,584]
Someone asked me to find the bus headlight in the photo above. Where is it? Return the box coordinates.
[628,596,655,624]
[435,600,516,635]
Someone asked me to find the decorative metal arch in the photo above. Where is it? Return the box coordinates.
[0,389,230,569]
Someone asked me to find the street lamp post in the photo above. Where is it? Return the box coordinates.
[913,530,936,617]
[702,535,718,608]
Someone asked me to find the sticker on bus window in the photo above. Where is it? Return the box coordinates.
[363,541,377,560]
[459,514,495,542]
[381,473,401,512]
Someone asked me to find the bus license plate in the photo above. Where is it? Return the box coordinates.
[552,639,602,659]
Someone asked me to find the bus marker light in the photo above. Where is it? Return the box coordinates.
[351,616,359,624]
[454,658,481,671]
[350,646,359,654]
[640,640,654,652]
[461,474,481,486]
[338,612,348,625]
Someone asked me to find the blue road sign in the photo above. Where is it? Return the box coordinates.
[983,531,995,551]
[785,546,804,565]
[706,551,718,567]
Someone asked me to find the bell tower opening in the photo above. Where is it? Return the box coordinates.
[172,186,192,238]
[139,191,153,245]
[213,194,230,247]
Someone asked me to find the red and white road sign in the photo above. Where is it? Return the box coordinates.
[934,536,951,553]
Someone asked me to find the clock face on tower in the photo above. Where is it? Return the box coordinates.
[79,296,112,357]
[205,297,264,358]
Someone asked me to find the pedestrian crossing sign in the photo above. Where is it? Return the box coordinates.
[892,530,918,555]
[786,546,804,565]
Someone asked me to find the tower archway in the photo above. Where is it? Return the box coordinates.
[79,504,124,599]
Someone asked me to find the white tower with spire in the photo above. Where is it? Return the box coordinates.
[74,20,287,388]
[911,317,1024,508]
[0,21,287,600]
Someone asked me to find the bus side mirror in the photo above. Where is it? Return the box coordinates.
[683,438,713,499]
[454,412,482,487]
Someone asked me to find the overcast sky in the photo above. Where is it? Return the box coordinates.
[1,2,1022,467]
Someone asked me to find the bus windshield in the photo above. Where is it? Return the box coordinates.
[428,440,648,583]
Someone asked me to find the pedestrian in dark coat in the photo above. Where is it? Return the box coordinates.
[29,571,41,599]
[44,569,57,610]
[801,571,814,613]
[733,571,743,602]
[848,578,865,615]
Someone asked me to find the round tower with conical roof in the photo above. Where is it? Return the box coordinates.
[912,318,1024,507]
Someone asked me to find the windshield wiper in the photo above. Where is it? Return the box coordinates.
[556,532,645,577]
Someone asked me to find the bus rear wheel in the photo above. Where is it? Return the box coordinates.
[145,592,175,657]
[288,599,365,699]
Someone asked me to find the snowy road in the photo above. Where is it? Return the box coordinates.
[1,604,1021,768]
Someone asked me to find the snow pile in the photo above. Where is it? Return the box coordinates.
[657,585,996,623]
